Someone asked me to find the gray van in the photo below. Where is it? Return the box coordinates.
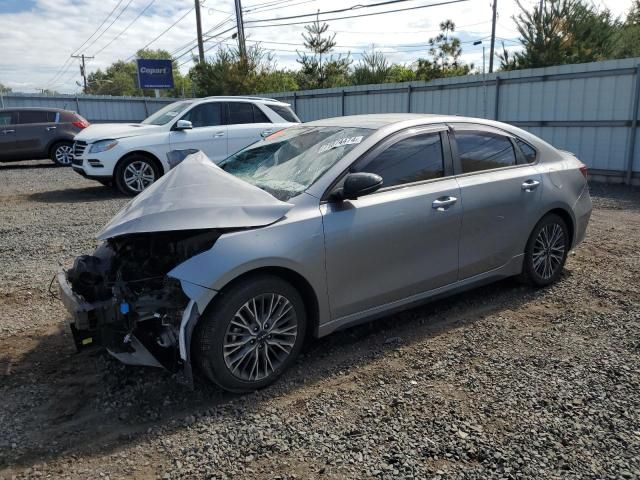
[0,108,89,166]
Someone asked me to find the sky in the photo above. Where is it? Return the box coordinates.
[0,0,635,94]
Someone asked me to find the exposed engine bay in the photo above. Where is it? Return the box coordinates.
[61,229,220,376]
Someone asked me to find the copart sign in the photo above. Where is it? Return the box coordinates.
[136,59,174,89]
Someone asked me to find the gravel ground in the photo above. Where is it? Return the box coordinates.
[1,160,639,480]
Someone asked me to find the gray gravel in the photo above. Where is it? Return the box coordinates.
[1,162,639,479]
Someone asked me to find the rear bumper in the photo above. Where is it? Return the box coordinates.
[572,185,592,248]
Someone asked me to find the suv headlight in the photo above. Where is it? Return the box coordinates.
[90,139,118,153]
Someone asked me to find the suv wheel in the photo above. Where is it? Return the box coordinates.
[115,155,159,196]
[521,213,569,287]
[194,275,307,392]
[51,141,74,166]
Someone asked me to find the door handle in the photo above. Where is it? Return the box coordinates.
[522,179,540,192]
[432,196,458,211]
[2,129,15,134]
[261,129,274,137]
[213,131,225,137]
[46,126,57,131]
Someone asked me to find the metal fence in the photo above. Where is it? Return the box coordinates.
[3,57,640,183]
[266,58,640,184]
[0,92,177,123]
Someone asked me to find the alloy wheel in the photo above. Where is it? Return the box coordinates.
[223,293,298,382]
[55,145,73,165]
[532,223,566,280]
[123,160,155,193]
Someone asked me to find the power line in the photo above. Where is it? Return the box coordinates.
[45,0,127,87]
[173,23,237,61]
[332,20,491,35]
[245,0,421,24]
[82,0,136,54]
[244,0,471,29]
[92,0,157,56]
[170,15,235,56]
[244,0,315,14]
[125,6,195,61]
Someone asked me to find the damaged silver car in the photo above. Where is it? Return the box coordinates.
[58,114,592,392]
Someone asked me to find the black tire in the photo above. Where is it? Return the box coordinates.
[194,275,307,393]
[50,141,74,166]
[114,155,160,196]
[521,213,569,287]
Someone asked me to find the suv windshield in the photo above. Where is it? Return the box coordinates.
[220,126,373,201]
[142,101,192,125]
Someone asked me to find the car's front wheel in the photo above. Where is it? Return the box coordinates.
[194,275,307,392]
[521,213,570,286]
[114,155,160,196]
[51,141,74,166]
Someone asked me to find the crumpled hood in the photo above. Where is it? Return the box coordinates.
[97,151,293,240]
[75,123,164,141]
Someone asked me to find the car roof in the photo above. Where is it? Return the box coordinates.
[196,96,290,106]
[305,113,441,129]
[0,107,72,113]
[304,114,553,144]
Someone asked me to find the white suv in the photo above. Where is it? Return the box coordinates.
[71,96,300,195]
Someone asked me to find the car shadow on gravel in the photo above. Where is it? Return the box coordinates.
[28,185,124,203]
[0,163,58,171]
[0,275,550,471]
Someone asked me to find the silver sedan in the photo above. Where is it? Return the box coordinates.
[58,114,592,392]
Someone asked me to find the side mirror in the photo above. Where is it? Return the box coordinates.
[175,119,193,130]
[335,172,383,201]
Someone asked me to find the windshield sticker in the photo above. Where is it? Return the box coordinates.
[318,136,364,153]
[165,111,179,117]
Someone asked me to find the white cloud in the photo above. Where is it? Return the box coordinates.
[0,0,634,93]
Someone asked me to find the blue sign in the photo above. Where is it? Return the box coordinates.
[136,59,174,89]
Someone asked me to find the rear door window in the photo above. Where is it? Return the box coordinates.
[515,139,537,163]
[252,105,271,123]
[357,132,445,188]
[454,130,517,173]
[0,111,15,126]
[226,102,262,125]
[18,110,50,124]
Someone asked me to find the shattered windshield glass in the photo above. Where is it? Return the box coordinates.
[219,126,374,201]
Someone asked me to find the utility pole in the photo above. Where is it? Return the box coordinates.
[71,54,94,92]
[234,0,247,60]
[489,0,497,73]
[194,0,205,63]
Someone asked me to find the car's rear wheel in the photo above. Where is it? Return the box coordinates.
[521,213,569,287]
[115,155,159,196]
[51,141,74,166]
[194,275,307,392]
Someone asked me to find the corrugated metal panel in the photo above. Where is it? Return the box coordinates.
[3,58,640,176]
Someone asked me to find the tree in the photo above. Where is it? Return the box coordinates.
[85,49,190,97]
[296,16,351,89]
[189,44,298,96]
[612,0,640,58]
[352,49,392,85]
[415,20,472,81]
[499,0,618,70]
[0,82,11,93]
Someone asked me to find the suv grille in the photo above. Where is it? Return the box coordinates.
[73,141,87,157]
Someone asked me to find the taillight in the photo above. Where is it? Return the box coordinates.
[579,162,588,179]
[72,119,89,129]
